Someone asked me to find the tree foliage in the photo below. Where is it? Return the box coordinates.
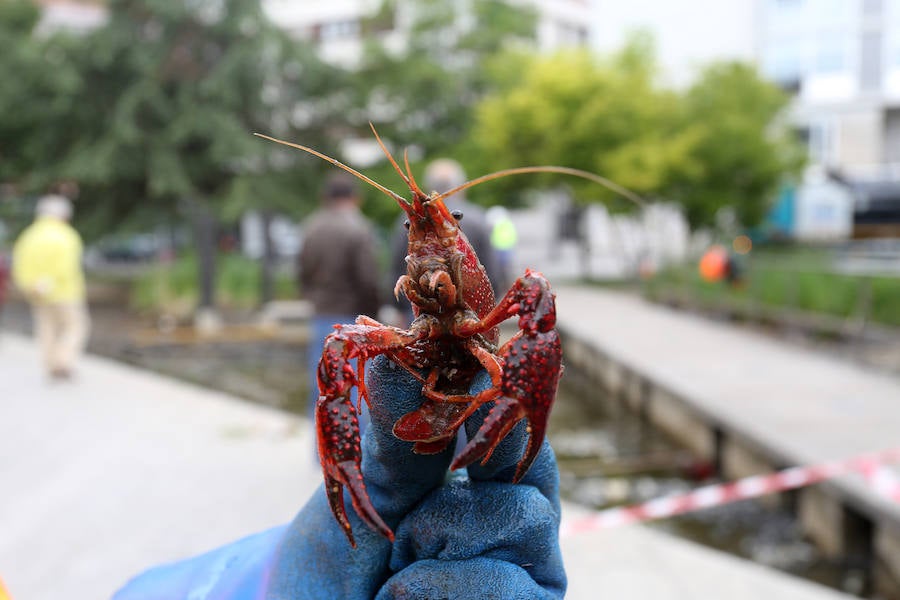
[0,0,805,248]
[355,0,537,152]
[342,0,538,226]
[11,0,345,239]
[0,0,79,194]
[673,61,805,228]
[467,37,804,228]
[469,37,695,211]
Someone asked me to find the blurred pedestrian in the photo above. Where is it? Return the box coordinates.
[386,159,501,325]
[698,244,729,283]
[12,195,90,380]
[487,205,518,293]
[0,251,8,321]
[298,174,381,432]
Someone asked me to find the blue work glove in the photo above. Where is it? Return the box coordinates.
[269,354,565,599]
[113,354,566,599]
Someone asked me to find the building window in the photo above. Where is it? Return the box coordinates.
[764,39,804,83]
[807,120,838,165]
[815,37,848,73]
[860,31,883,91]
[319,19,360,42]
[863,0,883,16]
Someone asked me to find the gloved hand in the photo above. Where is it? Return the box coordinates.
[113,354,566,599]
[269,354,566,599]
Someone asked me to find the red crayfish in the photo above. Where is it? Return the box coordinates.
[257,127,641,547]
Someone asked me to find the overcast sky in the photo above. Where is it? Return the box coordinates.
[591,0,760,87]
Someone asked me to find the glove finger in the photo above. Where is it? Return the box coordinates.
[517,440,562,516]
[375,558,561,600]
[389,478,566,595]
[359,354,456,523]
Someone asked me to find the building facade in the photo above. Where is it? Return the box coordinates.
[591,0,899,238]
[263,0,593,66]
[759,0,900,236]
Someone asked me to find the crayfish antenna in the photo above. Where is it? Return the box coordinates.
[368,123,418,204]
[253,132,408,206]
[437,165,646,208]
[403,148,426,199]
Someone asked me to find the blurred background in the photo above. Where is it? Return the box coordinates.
[1,1,900,599]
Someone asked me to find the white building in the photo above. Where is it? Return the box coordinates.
[757,0,900,237]
[35,0,107,34]
[263,0,593,66]
[591,0,900,239]
[759,0,894,170]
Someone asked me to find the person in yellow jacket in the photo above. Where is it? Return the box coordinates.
[12,195,90,379]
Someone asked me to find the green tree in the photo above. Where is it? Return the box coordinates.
[674,61,805,229]
[468,39,804,233]
[470,38,696,203]
[357,0,536,151]
[467,38,698,274]
[0,0,79,196]
[348,0,539,226]
[57,0,346,311]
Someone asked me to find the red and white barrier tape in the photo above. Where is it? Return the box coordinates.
[561,447,900,537]
[859,460,900,503]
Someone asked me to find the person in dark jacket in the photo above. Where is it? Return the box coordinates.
[299,174,381,431]
[0,251,8,328]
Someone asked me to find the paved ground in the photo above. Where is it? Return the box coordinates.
[0,331,856,600]
[0,333,315,599]
[553,286,900,524]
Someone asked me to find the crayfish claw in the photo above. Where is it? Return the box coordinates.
[513,420,547,483]
[323,467,357,548]
[450,395,523,473]
[452,326,561,481]
[413,436,455,455]
[317,334,394,546]
[323,461,394,548]
[450,395,550,482]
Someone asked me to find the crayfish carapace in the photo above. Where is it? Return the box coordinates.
[255,126,642,547]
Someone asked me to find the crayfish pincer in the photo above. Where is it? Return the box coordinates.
[256,126,641,547]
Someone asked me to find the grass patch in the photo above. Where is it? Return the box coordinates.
[131,253,295,316]
[645,256,900,328]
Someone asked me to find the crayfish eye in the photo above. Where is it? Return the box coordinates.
[451,210,463,221]
[403,219,410,230]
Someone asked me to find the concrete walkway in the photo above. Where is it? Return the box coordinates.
[0,332,855,600]
[553,286,900,526]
